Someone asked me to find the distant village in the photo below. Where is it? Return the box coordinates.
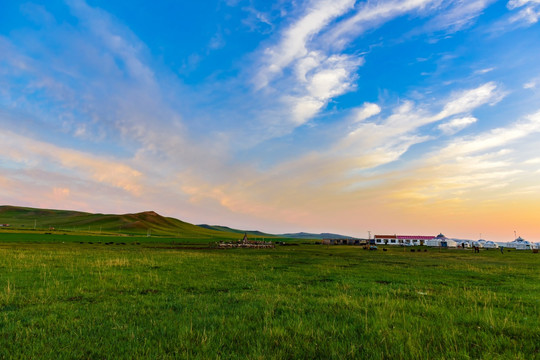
[1,219,538,251]
[322,233,539,250]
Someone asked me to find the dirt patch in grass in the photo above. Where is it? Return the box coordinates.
[140,289,159,295]
[145,246,222,250]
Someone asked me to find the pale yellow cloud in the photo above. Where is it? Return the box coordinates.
[0,130,142,195]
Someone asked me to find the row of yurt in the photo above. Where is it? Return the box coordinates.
[426,236,503,249]
[460,239,498,248]
[374,233,538,249]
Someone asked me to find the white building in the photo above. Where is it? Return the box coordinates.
[374,235,399,245]
[375,233,458,247]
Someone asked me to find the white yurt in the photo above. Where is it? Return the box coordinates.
[507,236,533,250]
[472,240,484,248]
[445,239,458,248]
[426,233,446,247]
[483,241,499,249]
[426,233,458,248]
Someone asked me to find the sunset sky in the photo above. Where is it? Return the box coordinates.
[1,0,540,241]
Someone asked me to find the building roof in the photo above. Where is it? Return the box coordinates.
[375,234,437,240]
[397,235,436,240]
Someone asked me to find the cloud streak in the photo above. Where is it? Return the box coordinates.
[0,130,143,195]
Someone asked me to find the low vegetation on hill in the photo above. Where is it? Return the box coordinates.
[0,205,252,240]
[0,206,343,241]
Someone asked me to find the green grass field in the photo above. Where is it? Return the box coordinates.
[0,233,538,359]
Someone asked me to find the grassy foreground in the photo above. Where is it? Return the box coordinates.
[0,235,538,359]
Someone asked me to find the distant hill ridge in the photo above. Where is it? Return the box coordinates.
[279,232,353,240]
[0,205,350,240]
[197,224,271,237]
[0,205,236,238]
[198,225,352,240]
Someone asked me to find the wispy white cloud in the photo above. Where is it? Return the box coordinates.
[507,0,540,10]
[255,0,356,89]
[524,80,537,89]
[351,102,382,122]
[438,116,477,135]
[20,3,56,26]
[474,67,495,74]
[66,0,156,85]
[423,0,496,33]
[434,82,504,120]
[248,0,502,137]
[489,0,540,31]
[250,0,437,134]
[285,53,363,125]
[438,109,540,158]
[323,0,435,50]
[509,5,540,25]
[241,5,275,33]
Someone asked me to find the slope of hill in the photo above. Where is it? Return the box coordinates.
[278,232,353,240]
[197,224,272,237]
[197,224,351,240]
[0,205,350,240]
[0,205,239,239]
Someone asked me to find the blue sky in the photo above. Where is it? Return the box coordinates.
[1,0,540,240]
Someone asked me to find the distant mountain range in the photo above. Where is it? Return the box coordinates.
[198,225,352,240]
[278,232,353,240]
[0,205,350,240]
[197,224,271,237]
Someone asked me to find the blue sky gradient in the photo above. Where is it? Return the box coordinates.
[1,0,540,240]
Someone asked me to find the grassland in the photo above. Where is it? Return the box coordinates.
[0,233,539,359]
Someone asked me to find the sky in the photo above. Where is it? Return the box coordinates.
[1,0,540,241]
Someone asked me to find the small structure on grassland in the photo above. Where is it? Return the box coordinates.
[375,234,437,246]
[217,233,275,249]
[371,233,458,247]
[322,238,367,245]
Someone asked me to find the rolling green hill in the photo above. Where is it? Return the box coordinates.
[198,225,351,240]
[0,205,242,240]
[197,224,272,237]
[0,205,341,241]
